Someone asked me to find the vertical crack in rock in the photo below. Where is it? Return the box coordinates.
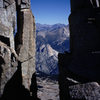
[0,0,36,98]
[15,0,36,93]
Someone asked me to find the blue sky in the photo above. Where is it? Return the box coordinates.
[31,0,70,25]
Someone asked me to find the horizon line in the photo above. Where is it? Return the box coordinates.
[36,22,69,25]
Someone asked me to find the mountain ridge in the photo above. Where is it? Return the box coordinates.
[36,23,70,75]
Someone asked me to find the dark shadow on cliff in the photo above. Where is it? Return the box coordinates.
[0,36,10,47]
[0,56,5,79]
[0,62,39,100]
[30,73,40,100]
[58,52,97,100]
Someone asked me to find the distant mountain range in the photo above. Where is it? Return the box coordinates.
[36,23,70,75]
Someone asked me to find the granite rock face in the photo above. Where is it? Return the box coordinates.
[3,0,15,8]
[37,76,59,100]
[69,82,100,100]
[16,0,30,9]
[69,0,100,80]
[15,9,36,90]
[21,0,30,9]
[0,0,16,49]
[0,0,3,8]
[0,0,36,98]
[58,0,100,100]
[0,41,18,97]
[0,0,17,97]
[16,0,36,93]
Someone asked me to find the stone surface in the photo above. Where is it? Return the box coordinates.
[0,41,18,97]
[70,0,93,12]
[58,0,100,100]
[20,0,30,9]
[3,0,15,8]
[0,0,3,8]
[37,76,59,100]
[0,0,37,98]
[0,0,17,97]
[69,82,100,100]
[15,9,36,90]
[0,1,16,49]
[69,0,100,80]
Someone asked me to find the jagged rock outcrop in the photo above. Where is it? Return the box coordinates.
[0,0,17,97]
[58,0,100,100]
[0,41,18,97]
[0,0,16,49]
[21,0,30,9]
[69,0,100,80]
[15,8,36,90]
[0,0,36,98]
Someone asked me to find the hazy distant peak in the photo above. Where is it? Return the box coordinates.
[36,23,67,28]
[46,44,58,57]
[36,22,70,75]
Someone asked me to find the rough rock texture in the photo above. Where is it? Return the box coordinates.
[16,0,30,9]
[69,0,100,80]
[21,0,30,9]
[0,41,18,97]
[0,0,3,8]
[69,82,100,100]
[0,0,16,49]
[0,0,36,98]
[15,9,36,90]
[58,0,100,100]
[37,76,59,100]
[3,0,15,8]
[0,0,17,97]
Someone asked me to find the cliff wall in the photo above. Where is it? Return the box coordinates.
[58,0,100,100]
[0,0,37,99]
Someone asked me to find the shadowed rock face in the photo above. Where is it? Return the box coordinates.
[0,0,36,98]
[58,0,100,100]
[15,0,36,91]
[69,0,100,81]
[0,0,17,97]
[15,0,30,9]
[15,9,36,90]
[69,82,100,100]
[0,41,18,97]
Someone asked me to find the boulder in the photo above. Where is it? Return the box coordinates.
[69,82,100,100]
